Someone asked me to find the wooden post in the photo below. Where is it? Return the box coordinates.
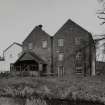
[39,63,42,76]
[91,50,96,76]
[58,66,60,77]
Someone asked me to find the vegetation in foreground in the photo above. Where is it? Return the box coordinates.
[0,72,105,103]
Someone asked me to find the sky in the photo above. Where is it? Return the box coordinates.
[0,0,104,55]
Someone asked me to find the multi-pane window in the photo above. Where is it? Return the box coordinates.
[58,39,64,47]
[58,66,64,77]
[28,43,33,50]
[58,53,64,61]
[42,40,47,48]
[30,65,38,71]
[75,52,83,73]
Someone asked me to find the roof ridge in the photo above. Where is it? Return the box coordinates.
[3,42,22,53]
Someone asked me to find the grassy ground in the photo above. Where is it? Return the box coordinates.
[0,75,105,103]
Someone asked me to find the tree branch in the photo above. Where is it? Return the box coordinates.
[97,16,105,20]
[97,11,105,14]
[100,21,105,25]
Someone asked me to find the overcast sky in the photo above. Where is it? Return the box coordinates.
[0,0,104,55]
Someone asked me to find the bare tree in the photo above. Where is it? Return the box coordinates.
[97,0,105,25]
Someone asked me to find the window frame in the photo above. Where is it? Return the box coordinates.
[58,53,64,61]
[75,51,84,73]
[28,43,33,50]
[57,65,64,77]
[58,39,64,47]
[42,40,48,48]
[75,37,81,45]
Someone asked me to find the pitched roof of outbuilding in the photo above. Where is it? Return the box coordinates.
[3,42,22,53]
[14,51,46,65]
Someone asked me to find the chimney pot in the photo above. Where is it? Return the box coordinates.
[36,24,43,29]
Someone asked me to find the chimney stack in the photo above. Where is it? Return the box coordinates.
[36,24,43,29]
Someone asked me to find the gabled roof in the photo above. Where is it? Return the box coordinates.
[54,19,95,49]
[23,25,51,43]
[14,51,46,65]
[54,19,92,37]
[3,42,22,53]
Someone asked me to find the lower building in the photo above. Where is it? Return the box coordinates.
[0,42,22,72]
[13,51,47,76]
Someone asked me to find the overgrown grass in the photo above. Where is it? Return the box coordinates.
[0,74,105,103]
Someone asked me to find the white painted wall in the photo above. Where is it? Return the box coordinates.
[0,61,5,72]
[96,39,105,62]
[0,43,22,72]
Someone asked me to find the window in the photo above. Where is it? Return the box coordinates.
[58,66,64,77]
[10,63,14,71]
[58,53,64,61]
[42,40,47,48]
[76,52,82,60]
[58,39,64,47]
[75,37,81,45]
[28,43,33,50]
[75,66,83,73]
[30,65,38,71]
[75,52,83,73]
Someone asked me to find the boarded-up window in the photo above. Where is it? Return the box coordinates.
[42,40,47,48]
[58,53,64,61]
[58,39,64,47]
[28,43,33,50]
[58,66,64,77]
